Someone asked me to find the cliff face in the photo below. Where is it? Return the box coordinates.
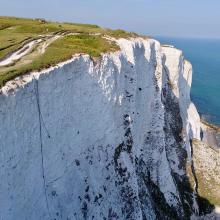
[0,38,207,219]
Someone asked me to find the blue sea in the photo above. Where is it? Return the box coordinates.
[156,37,220,126]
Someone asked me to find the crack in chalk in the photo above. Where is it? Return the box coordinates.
[190,140,198,194]
[34,78,51,139]
[163,140,179,192]
[34,78,52,220]
[189,139,201,215]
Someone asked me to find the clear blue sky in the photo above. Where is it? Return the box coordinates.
[1,0,220,39]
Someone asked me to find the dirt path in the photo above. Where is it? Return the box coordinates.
[0,33,66,68]
[0,32,106,75]
[0,39,42,67]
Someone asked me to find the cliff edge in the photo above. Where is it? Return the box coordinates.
[0,36,218,219]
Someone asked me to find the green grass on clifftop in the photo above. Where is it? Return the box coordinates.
[0,16,138,87]
[0,34,119,86]
[0,16,102,59]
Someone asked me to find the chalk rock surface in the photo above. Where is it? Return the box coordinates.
[0,38,208,220]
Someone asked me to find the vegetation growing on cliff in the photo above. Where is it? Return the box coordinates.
[0,17,101,59]
[0,34,119,86]
[0,16,138,87]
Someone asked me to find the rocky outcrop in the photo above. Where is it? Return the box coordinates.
[0,38,214,219]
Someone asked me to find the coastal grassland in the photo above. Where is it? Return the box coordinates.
[0,16,103,60]
[0,16,139,87]
[0,34,119,87]
[0,16,137,60]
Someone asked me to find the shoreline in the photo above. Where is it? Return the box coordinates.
[201,119,220,149]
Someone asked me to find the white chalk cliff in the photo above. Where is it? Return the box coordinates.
[0,38,210,220]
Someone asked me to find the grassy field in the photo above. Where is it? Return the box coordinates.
[0,16,138,87]
[0,16,102,59]
[0,34,119,86]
